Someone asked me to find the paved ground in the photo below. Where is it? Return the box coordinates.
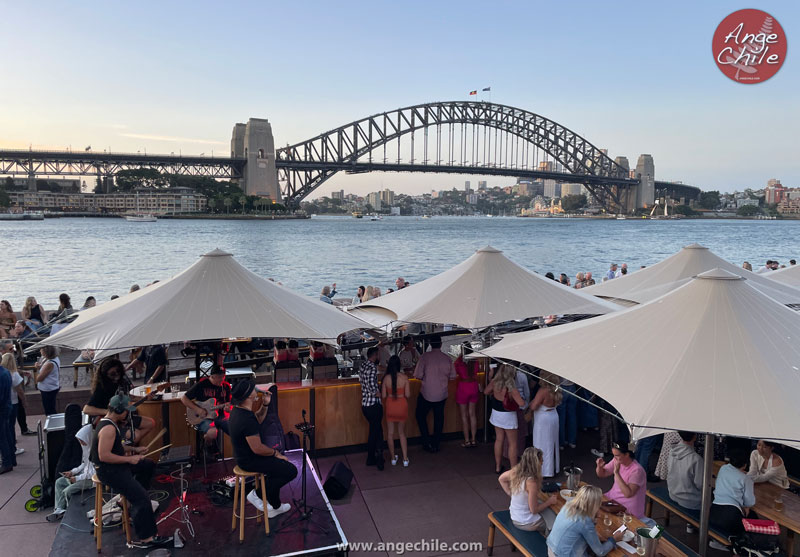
[0,418,755,556]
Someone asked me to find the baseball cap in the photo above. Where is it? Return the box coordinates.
[109,394,135,413]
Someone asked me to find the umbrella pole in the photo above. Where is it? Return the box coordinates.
[698,433,714,556]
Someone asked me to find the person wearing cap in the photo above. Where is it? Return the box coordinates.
[84,358,155,444]
[90,394,171,550]
[181,365,231,456]
[606,263,618,281]
[228,380,297,518]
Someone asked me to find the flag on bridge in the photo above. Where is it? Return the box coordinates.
[85,145,91,151]
[469,90,477,95]
[482,87,491,91]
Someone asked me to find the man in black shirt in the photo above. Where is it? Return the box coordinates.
[126,345,168,384]
[84,358,155,443]
[91,394,171,550]
[229,380,297,517]
[181,366,231,451]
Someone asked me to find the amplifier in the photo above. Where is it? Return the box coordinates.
[43,414,66,484]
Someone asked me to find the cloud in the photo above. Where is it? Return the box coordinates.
[119,132,226,145]
[109,124,128,129]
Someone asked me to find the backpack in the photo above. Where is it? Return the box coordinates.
[730,519,780,556]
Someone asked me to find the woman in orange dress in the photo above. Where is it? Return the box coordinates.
[382,355,410,466]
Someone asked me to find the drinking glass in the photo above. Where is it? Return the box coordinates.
[623,512,633,525]
[145,385,152,395]
[603,515,612,532]
[636,546,646,555]
[775,496,784,512]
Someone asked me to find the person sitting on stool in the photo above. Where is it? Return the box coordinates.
[90,394,172,550]
[181,365,231,457]
[229,380,297,517]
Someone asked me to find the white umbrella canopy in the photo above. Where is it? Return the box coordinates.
[352,246,620,329]
[583,243,800,307]
[481,268,800,445]
[767,263,800,289]
[38,249,370,351]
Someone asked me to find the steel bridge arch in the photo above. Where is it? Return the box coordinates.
[275,101,632,204]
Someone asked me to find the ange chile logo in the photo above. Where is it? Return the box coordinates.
[712,9,787,84]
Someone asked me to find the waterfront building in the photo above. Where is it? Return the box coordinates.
[9,188,207,214]
[478,180,487,190]
[367,191,382,210]
[765,181,786,204]
[737,198,760,208]
[466,193,478,204]
[465,180,472,193]
[543,180,561,199]
[561,183,586,197]
[379,188,394,206]
[633,154,656,210]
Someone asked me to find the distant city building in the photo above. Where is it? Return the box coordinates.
[331,189,345,200]
[765,180,786,204]
[543,181,561,199]
[367,191,382,210]
[9,188,207,214]
[561,183,585,197]
[466,193,478,204]
[737,198,760,208]
[478,180,487,190]
[465,180,472,193]
[379,188,395,206]
[390,206,401,216]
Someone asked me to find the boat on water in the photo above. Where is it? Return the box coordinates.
[352,211,363,218]
[125,191,157,221]
[0,211,44,221]
[369,214,382,221]
[616,215,627,220]
[125,214,158,222]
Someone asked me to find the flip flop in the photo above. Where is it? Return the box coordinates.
[460,442,471,448]
[469,441,478,447]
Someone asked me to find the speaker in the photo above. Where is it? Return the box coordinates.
[323,461,353,500]
[43,414,66,484]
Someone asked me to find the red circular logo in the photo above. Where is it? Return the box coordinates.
[712,9,787,84]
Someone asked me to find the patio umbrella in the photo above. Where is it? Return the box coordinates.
[766,263,800,289]
[350,246,619,329]
[582,243,800,307]
[480,268,800,554]
[37,249,370,351]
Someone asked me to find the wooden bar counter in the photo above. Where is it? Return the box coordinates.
[274,373,486,450]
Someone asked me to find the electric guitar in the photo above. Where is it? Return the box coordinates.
[186,398,229,426]
[91,382,170,427]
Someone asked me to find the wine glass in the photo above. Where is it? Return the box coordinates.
[636,546,646,555]
[603,514,612,533]
[623,512,633,526]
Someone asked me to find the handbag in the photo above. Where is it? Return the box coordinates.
[502,392,519,412]
[731,518,780,555]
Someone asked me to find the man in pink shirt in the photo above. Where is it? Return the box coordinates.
[595,443,647,518]
[414,337,455,453]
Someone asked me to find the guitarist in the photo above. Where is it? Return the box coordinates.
[181,365,231,457]
[83,358,155,444]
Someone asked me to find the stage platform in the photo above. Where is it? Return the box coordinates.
[49,449,347,556]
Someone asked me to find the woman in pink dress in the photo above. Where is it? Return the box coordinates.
[455,346,480,447]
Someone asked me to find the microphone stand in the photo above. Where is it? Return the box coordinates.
[276,409,328,534]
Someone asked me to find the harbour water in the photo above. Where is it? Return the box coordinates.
[2,216,798,309]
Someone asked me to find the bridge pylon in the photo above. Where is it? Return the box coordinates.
[231,118,280,202]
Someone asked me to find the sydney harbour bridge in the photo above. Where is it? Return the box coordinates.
[0,101,701,211]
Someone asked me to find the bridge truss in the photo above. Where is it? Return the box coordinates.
[276,101,638,209]
[0,150,244,182]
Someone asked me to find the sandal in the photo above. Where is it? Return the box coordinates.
[469,440,478,447]
[460,441,471,448]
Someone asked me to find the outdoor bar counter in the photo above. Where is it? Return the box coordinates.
[274,372,487,450]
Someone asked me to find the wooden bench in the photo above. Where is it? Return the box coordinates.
[790,475,800,489]
[487,510,548,557]
[660,530,700,556]
[646,486,731,547]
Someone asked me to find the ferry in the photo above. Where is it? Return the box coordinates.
[0,211,44,221]
[352,211,363,218]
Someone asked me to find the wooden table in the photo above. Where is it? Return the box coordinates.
[539,486,686,556]
[713,460,800,555]
[129,386,201,460]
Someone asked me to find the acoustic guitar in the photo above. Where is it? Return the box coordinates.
[186,398,229,426]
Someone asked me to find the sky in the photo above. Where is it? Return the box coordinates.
[1,0,797,198]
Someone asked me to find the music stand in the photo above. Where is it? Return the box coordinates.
[276,412,328,534]
[157,446,195,538]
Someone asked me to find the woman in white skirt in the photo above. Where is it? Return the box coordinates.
[529,372,563,478]
[485,364,525,474]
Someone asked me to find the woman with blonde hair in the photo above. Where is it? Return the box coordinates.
[530,371,563,477]
[547,485,623,556]
[0,301,15,338]
[361,286,374,302]
[499,447,557,532]
[485,364,524,473]
[22,296,47,330]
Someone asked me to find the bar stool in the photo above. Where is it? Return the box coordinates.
[92,474,132,552]
[230,465,269,543]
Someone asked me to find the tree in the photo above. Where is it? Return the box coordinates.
[223,197,232,214]
[207,198,217,213]
[94,176,105,194]
[239,195,248,214]
[561,194,588,213]
[0,181,10,208]
[115,168,167,191]
[737,204,761,217]
[698,190,721,210]
[672,205,697,217]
